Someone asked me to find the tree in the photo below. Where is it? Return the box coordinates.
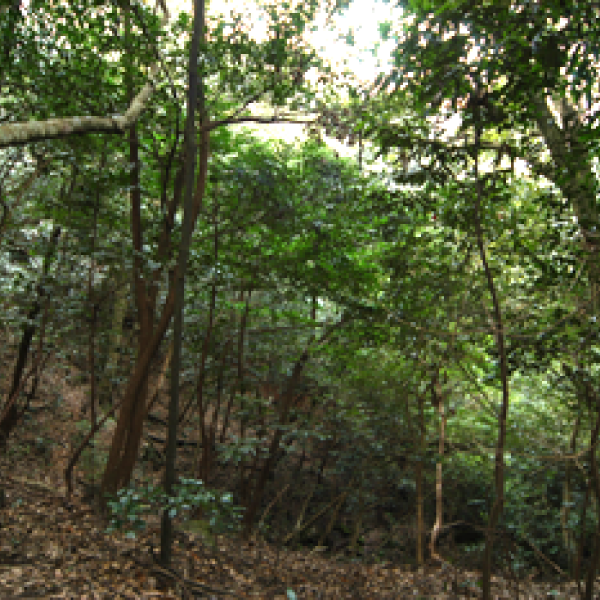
[159,0,204,567]
[0,0,168,147]
[0,0,325,502]
[361,1,599,596]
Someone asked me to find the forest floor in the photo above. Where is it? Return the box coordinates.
[0,364,596,599]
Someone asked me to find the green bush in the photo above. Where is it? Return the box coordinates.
[106,477,244,540]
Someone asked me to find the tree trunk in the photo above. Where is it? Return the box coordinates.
[429,368,445,562]
[0,227,60,450]
[100,0,208,500]
[472,100,510,600]
[160,0,205,567]
[100,285,176,498]
[416,390,426,566]
[241,349,310,537]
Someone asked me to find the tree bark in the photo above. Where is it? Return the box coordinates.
[429,368,445,562]
[0,4,171,149]
[0,227,61,450]
[160,0,205,567]
[472,100,510,600]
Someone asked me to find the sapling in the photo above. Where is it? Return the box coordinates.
[105,477,244,541]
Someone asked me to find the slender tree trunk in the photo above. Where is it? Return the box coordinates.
[241,316,347,538]
[195,225,219,481]
[241,353,308,537]
[99,284,130,409]
[101,5,153,501]
[0,303,41,450]
[160,0,205,567]
[100,0,209,501]
[86,189,100,486]
[574,480,590,592]
[562,414,580,576]
[101,284,176,498]
[472,96,510,600]
[416,390,425,566]
[0,226,61,450]
[583,386,600,600]
[102,117,153,496]
[429,368,445,562]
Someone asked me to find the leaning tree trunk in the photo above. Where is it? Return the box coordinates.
[100,101,209,504]
[0,226,61,450]
[100,55,154,495]
[101,1,186,500]
[533,96,599,297]
[241,315,348,539]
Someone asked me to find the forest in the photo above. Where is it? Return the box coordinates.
[0,0,599,598]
